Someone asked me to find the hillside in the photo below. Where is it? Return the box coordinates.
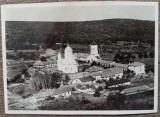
[6,19,155,49]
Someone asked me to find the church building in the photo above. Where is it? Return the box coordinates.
[57,44,78,73]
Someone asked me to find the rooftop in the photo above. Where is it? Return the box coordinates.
[114,63,128,68]
[52,86,72,95]
[74,53,90,59]
[85,66,103,73]
[68,72,90,80]
[96,60,114,65]
[102,67,123,77]
[90,41,97,45]
[129,62,144,67]
[122,85,150,94]
[79,76,95,82]
[108,78,130,86]
[76,84,96,90]
[90,72,102,76]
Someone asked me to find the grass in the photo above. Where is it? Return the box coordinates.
[72,92,107,103]
[131,78,154,86]
[136,58,154,66]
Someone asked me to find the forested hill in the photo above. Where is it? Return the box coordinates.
[6,19,155,49]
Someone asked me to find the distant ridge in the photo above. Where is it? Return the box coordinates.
[6,19,154,49]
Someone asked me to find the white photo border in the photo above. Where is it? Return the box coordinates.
[1,1,159,115]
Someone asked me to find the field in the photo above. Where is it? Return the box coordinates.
[136,58,154,66]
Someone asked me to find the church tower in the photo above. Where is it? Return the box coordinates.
[57,52,62,71]
[90,41,99,56]
[87,41,101,63]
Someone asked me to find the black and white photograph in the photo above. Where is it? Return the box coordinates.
[1,1,158,115]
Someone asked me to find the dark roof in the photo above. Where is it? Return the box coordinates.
[76,84,83,89]
[90,41,97,45]
[102,68,123,77]
[108,78,130,86]
[76,84,96,90]
[85,84,96,89]
[79,76,95,82]
[85,66,103,73]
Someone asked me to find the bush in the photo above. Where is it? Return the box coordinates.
[98,86,103,91]
[10,74,25,84]
[44,96,55,101]
[93,89,101,97]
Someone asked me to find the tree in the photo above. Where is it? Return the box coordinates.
[11,74,25,83]
[94,89,101,97]
[50,73,62,88]
[40,56,47,62]
[106,93,126,110]
[64,75,70,83]
[138,52,143,59]
[128,52,132,58]
[131,55,136,59]
[143,52,148,58]
[98,86,103,91]
[149,51,154,58]
[105,81,110,89]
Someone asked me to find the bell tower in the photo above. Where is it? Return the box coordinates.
[90,41,98,55]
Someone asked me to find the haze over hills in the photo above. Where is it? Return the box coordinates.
[6,19,155,50]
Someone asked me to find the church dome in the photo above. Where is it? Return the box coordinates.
[65,44,72,52]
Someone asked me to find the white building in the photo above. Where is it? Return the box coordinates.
[128,62,145,75]
[57,44,78,73]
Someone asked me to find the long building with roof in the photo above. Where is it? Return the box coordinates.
[102,67,124,80]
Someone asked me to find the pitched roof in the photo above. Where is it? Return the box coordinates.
[76,84,96,90]
[69,72,90,80]
[102,68,123,77]
[147,83,154,88]
[90,41,97,45]
[43,60,56,65]
[34,60,44,66]
[52,86,72,95]
[85,66,103,73]
[90,72,102,76]
[114,63,128,68]
[96,60,114,65]
[122,85,150,94]
[129,62,144,67]
[108,78,130,86]
[74,53,90,59]
[79,76,95,82]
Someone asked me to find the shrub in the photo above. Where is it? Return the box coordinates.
[93,89,101,97]
[44,96,55,101]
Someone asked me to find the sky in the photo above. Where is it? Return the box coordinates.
[2,2,157,22]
